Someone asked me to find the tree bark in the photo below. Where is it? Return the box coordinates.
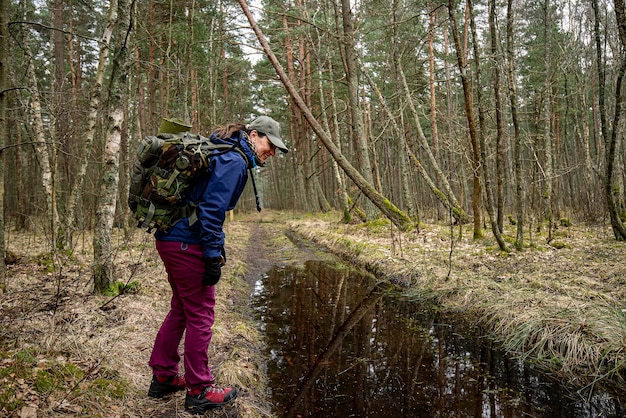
[93,0,133,293]
[488,0,505,232]
[23,14,59,251]
[339,0,377,219]
[428,9,440,160]
[604,0,626,240]
[323,56,351,221]
[238,0,413,231]
[542,0,555,242]
[507,0,524,249]
[284,12,310,211]
[469,0,508,251]
[448,0,483,239]
[0,0,7,276]
[53,0,69,194]
[395,0,417,220]
[65,0,117,244]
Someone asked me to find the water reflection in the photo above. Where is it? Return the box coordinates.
[252,261,624,418]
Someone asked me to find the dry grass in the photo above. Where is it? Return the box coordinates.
[0,213,279,417]
[2,210,625,417]
[291,214,626,395]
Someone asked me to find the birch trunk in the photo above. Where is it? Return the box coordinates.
[93,0,133,292]
[65,0,118,244]
[23,17,58,251]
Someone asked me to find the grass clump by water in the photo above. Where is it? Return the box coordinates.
[290,213,626,395]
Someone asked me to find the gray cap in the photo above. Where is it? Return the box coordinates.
[248,116,289,153]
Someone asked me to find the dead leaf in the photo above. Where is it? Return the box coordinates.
[19,405,37,418]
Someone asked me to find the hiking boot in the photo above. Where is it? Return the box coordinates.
[185,385,238,414]
[147,375,186,398]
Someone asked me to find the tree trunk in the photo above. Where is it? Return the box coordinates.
[238,0,412,231]
[604,0,626,240]
[489,0,505,232]
[53,0,69,198]
[469,0,507,250]
[448,0,483,239]
[65,0,117,245]
[93,0,133,293]
[0,0,7,277]
[428,9,440,160]
[395,0,417,220]
[507,0,524,249]
[339,0,377,220]
[542,0,555,242]
[323,57,351,221]
[23,15,59,252]
[397,63,469,223]
[284,13,309,211]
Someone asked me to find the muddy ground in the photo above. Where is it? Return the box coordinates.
[1,209,625,417]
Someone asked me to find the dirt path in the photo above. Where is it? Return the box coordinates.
[237,212,327,285]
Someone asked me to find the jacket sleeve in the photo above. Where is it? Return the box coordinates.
[196,152,248,258]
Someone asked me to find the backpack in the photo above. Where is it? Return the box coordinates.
[128,132,248,232]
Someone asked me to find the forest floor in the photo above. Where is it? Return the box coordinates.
[1,209,625,417]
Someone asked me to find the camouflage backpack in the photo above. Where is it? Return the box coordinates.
[128,132,248,232]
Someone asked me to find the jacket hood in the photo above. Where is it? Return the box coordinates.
[209,130,255,168]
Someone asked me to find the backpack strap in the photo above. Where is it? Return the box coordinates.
[249,167,261,212]
[185,142,258,226]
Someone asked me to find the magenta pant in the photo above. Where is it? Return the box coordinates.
[149,240,216,390]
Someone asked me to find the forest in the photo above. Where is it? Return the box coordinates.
[0,0,625,416]
[0,0,625,284]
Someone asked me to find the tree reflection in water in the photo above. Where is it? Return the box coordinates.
[252,260,623,418]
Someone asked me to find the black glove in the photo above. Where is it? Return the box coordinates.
[203,257,222,286]
[221,246,227,264]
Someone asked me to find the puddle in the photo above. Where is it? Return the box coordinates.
[251,260,624,417]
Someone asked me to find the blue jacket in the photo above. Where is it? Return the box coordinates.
[154,130,254,259]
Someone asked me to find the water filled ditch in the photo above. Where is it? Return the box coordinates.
[251,260,624,417]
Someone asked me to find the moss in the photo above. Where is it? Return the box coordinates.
[359,217,391,233]
[336,236,365,255]
[342,208,351,223]
[0,388,24,412]
[35,369,56,393]
[103,280,141,296]
[0,349,93,414]
[380,198,413,232]
[549,241,568,249]
[90,377,128,399]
